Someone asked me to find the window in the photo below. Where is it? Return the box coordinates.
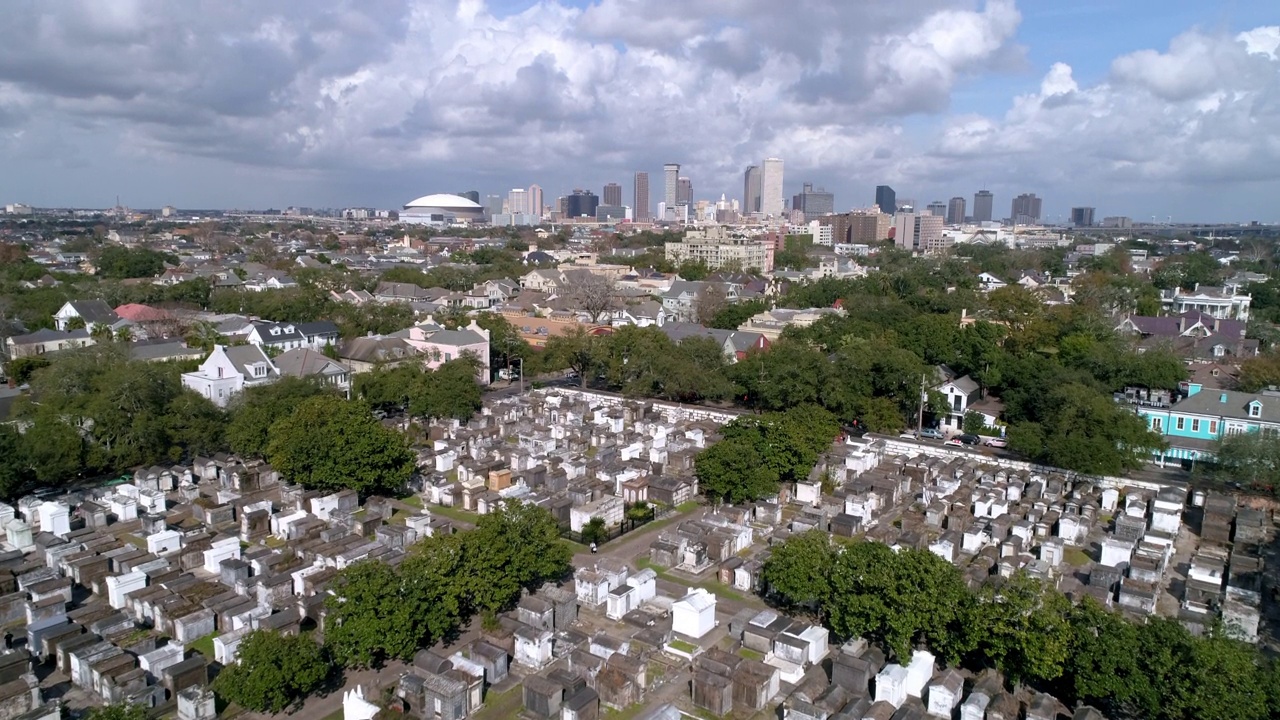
[1191,419,1200,433]
[1209,421,1217,435]
[1175,417,1185,431]
[1249,403,1262,418]
[1151,417,1163,432]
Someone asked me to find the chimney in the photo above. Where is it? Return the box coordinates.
[1178,315,1186,334]
[1213,317,1220,333]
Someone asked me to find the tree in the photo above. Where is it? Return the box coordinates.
[1065,598,1144,714]
[462,501,572,615]
[962,411,987,436]
[94,246,176,279]
[570,273,617,323]
[580,517,607,545]
[695,408,838,504]
[266,396,416,495]
[760,529,835,614]
[3,356,50,385]
[693,284,729,326]
[213,630,330,713]
[972,572,1073,685]
[226,377,331,457]
[324,560,422,667]
[22,411,85,485]
[1237,351,1280,392]
[1208,432,1280,495]
[410,358,483,421]
[0,425,30,500]
[83,704,148,720]
[542,326,602,387]
[708,298,768,330]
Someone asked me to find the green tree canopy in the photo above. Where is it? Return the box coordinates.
[266,395,416,495]
[213,630,331,713]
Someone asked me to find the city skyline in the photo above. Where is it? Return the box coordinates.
[0,2,1277,222]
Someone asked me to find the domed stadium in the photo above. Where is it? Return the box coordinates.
[400,193,485,224]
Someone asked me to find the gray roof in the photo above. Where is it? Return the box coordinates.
[340,336,419,363]
[1170,388,1280,424]
[8,328,91,345]
[296,321,340,337]
[68,300,119,325]
[223,345,278,378]
[274,348,349,378]
[425,328,486,347]
[251,321,304,342]
[129,341,202,361]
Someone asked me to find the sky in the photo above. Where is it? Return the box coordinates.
[0,0,1277,223]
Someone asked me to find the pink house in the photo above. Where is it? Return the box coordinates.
[403,317,491,385]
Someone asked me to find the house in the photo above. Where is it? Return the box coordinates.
[181,345,280,407]
[330,289,375,305]
[660,280,742,322]
[659,322,768,362]
[933,365,1000,431]
[243,271,299,292]
[610,301,669,328]
[339,336,421,373]
[273,348,352,397]
[245,321,340,352]
[1136,384,1280,466]
[976,273,1008,292]
[1116,310,1257,360]
[53,300,120,331]
[400,319,491,384]
[737,307,843,342]
[1159,284,1250,321]
[4,328,95,359]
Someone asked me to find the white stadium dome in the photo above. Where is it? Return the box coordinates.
[400,193,484,224]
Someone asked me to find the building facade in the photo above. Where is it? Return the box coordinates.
[664,227,774,272]
[972,190,994,223]
[761,158,784,217]
[1011,193,1043,224]
[528,185,543,218]
[792,183,834,221]
[926,201,947,217]
[1071,206,1095,228]
[1160,285,1252,321]
[1136,385,1280,465]
[875,185,897,215]
[633,172,650,221]
[507,188,528,216]
[947,197,966,225]
[664,164,680,210]
[603,183,622,207]
[742,166,761,215]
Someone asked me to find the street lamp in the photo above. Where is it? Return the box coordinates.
[516,356,524,394]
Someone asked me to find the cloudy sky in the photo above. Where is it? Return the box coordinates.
[0,0,1277,222]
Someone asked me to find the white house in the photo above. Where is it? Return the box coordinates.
[672,588,716,639]
[245,321,340,352]
[181,345,280,407]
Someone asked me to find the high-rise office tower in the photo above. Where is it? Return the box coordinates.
[507,188,528,216]
[485,195,503,218]
[664,164,680,209]
[460,190,480,204]
[973,190,994,223]
[566,189,599,219]
[926,201,947,218]
[947,197,966,225]
[743,166,761,214]
[528,185,543,217]
[1070,206,1095,228]
[603,183,622,207]
[1011,193,1043,224]
[875,185,897,215]
[792,183,835,221]
[761,158,784,216]
[677,178,692,206]
[633,172,650,221]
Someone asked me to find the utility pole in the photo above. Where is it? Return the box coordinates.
[917,373,926,437]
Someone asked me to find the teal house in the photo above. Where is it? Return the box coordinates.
[1135,383,1280,466]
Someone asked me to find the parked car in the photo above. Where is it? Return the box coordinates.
[957,434,981,445]
[984,437,1008,448]
[944,438,964,447]
[918,428,945,440]
[899,431,918,440]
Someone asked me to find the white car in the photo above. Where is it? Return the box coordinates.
[984,437,1008,448]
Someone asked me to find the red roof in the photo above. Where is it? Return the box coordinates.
[114,304,173,322]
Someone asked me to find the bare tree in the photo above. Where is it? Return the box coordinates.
[570,272,618,324]
[694,284,728,326]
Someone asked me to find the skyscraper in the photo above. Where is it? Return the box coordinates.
[792,183,835,221]
[1011,193,1043,224]
[1070,206,1095,228]
[946,197,966,225]
[926,201,947,218]
[507,188,528,215]
[664,164,680,209]
[603,183,622,207]
[761,158,784,216]
[677,178,692,206]
[972,190,994,223]
[875,185,897,215]
[743,166,761,214]
[528,185,543,218]
[460,190,480,204]
[565,189,599,219]
[633,172,650,221]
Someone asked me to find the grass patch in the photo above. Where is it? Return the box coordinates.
[1064,548,1091,567]
[473,685,521,720]
[676,501,699,512]
[264,535,286,548]
[123,534,147,549]
[190,632,218,660]
[668,639,698,654]
[321,710,346,720]
[738,647,764,661]
[399,494,425,509]
[431,504,481,524]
